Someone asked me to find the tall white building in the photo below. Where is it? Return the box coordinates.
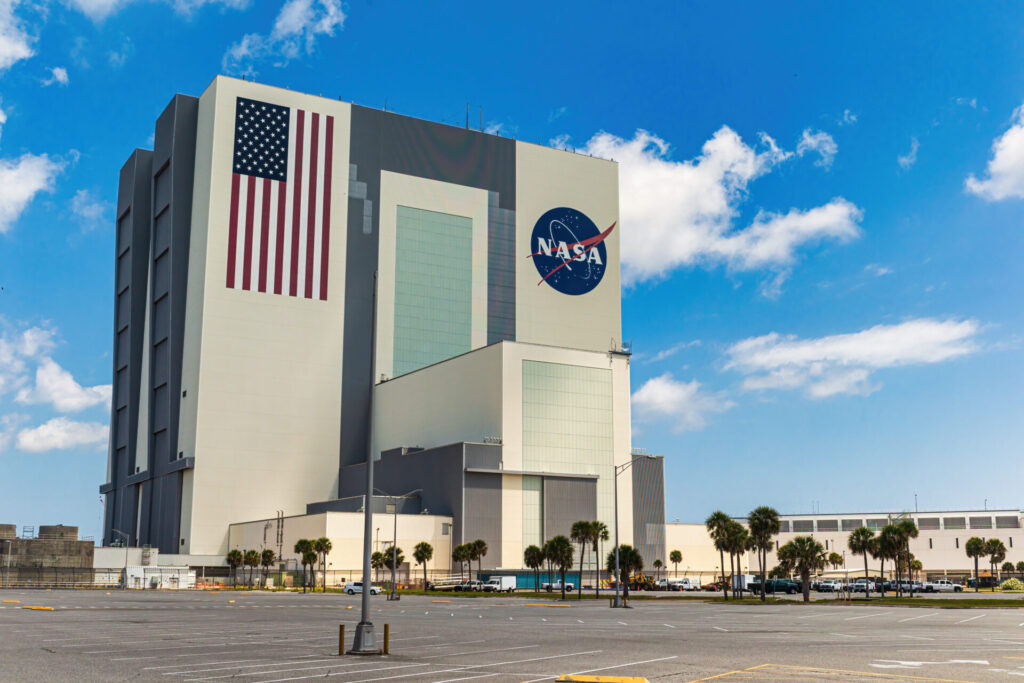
[101,76,665,571]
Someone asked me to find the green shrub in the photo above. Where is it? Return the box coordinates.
[999,578,1023,592]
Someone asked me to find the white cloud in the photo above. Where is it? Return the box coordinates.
[796,129,837,169]
[956,97,978,109]
[68,0,247,21]
[0,0,34,72]
[484,121,506,136]
[839,109,857,126]
[549,133,571,150]
[15,417,108,452]
[898,137,919,170]
[725,318,980,399]
[548,106,567,123]
[0,153,65,234]
[631,373,733,433]
[641,340,701,364]
[16,357,111,412]
[70,188,111,231]
[966,103,1024,200]
[0,100,6,146]
[581,128,861,287]
[864,263,892,277]
[42,65,69,86]
[0,413,27,451]
[0,324,56,396]
[223,0,344,73]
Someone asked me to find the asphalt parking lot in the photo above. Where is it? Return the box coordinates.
[4,590,1024,682]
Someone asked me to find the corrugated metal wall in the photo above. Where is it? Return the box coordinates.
[543,476,596,542]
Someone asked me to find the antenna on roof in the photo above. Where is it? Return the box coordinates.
[465,103,469,129]
[479,106,482,132]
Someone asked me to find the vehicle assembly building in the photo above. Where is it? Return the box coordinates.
[100,75,665,575]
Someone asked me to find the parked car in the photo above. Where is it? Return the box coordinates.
[483,576,516,593]
[748,578,800,595]
[701,580,726,591]
[818,579,844,592]
[850,579,882,593]
[541,580,574,592]
[923,578,963,593]
[345,581,381,595]
[453,580,484,592]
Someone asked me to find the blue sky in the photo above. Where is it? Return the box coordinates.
[1,1,1023,540]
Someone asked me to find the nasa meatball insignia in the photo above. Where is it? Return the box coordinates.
[528,207,615,295]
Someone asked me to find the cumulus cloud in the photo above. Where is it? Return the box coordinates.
[966,103,1024,200]
[632,373,733,433]
[15,417,108,452]
[68,0,247,21]
[640,340,701,364]
[70,188,112,231]
[223,0,344,73]
[0,0,34,72]
[725,318,980,399]
[0,100,6,146]
[42,66,69,86]
[864,263,892,277]
[839,109,857,126]
[796,129,838,169]
[16,357,111,411]
[0,324,56,396]
[898,137,919,170]
[0,153,65,233]
[581,128,861,287]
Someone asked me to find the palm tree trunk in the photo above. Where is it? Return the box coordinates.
[719,549,728,601]
[577,544,584,600]
[879,558,885,596]
[560,567,566,601]
[802,569,810,602]
[759,547,766,602]
[863,552,870,599]
[974,558,979,592]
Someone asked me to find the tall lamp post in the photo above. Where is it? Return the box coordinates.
[111,529,129,590]
[2,539,11,588]
[612,454,656,608]
[375,487,422,600]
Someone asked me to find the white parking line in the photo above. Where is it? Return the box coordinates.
[163,658,340,675]
[418,644,537,660]
[713,626,728,632]
[958,614,986,624]
[143,659,264,670]
[206,663,429,683]
[845,611,890,621]
[898,612,938,623]
[520,655,680,683]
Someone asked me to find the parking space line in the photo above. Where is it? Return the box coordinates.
[162,657,340,675]
[957,614,985,624]
[521,654,680,683]
[845,611,891,621]
[898,612,938,623]
[208,662,430,683]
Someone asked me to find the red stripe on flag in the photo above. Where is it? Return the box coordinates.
[274,181,286,295]
[305,113,319,299]
[258,177,271,292]
[242,175,256,291]
[320,116,334,301]
[290,110,304,297]
[226,173,240,288]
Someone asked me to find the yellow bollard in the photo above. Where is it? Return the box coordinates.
[383,623,389,655]
[338,624,344,656]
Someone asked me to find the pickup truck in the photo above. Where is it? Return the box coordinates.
[923,579,963,593]
[818,579,844,592]
[453,580,484,592]
[748,578,800,594]
[850,579,882,593]
[541,580,575,592]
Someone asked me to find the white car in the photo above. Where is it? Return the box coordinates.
[818,579,843,592]
[345,581,382,595]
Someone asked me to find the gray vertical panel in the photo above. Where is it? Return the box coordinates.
[542,477,597,542]
[463,472,501,569]
[487,193,516,344]
[104,149,152,548]
[631,455,666,569]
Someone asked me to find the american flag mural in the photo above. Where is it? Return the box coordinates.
[226,97,334,300]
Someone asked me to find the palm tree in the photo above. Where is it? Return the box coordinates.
[413,542,433,589]
[965,536,986,593]
[828,552,843,570]
[382,545,404,590]
[878,525,903,595]
[313,537,332,592]
[452,544,470,580]
[896,520,919,596]
[725,520,749,598]
[226,549,243,587]
[471,539,488,580]
[777,536,825,602]
[545,535,575,600]
[653,559,663,582]
[1016,560,1024,579]
[570,521,593,600]
[1003,561,1015,580]
[372,551,385,583]
[986,538,1007,586]
[848,527,875,598]
[670,550,682,578]
[302,550,318,589]
[910,559,923,581]
[524,545,544,592]
[705,511,732,601]
[592,522,609,599]
[294,539,313,592]
[747,506,780,602]
[243,549,259,588]
[260,549,275,588]
[605,544,643,603]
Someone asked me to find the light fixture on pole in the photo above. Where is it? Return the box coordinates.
[612,454,656,608]
[375,487,422,601]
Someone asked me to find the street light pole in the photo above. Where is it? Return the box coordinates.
[612,454,655,608]
[112,529,129,590]
[375,487,422,601]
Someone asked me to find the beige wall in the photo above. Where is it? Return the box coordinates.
[228,511,454,583]
[181,76,352,555]
[515,142,621,354]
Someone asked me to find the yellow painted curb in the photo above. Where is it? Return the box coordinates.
[525,603,571,608]
[21,606,55,611]
[556,676,648,682]
[2,600,19,603]
[346,605,353,609]
[228,600,235,603]
[431,600,450,603]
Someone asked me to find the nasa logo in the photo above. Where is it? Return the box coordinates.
[528,207,616,296]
